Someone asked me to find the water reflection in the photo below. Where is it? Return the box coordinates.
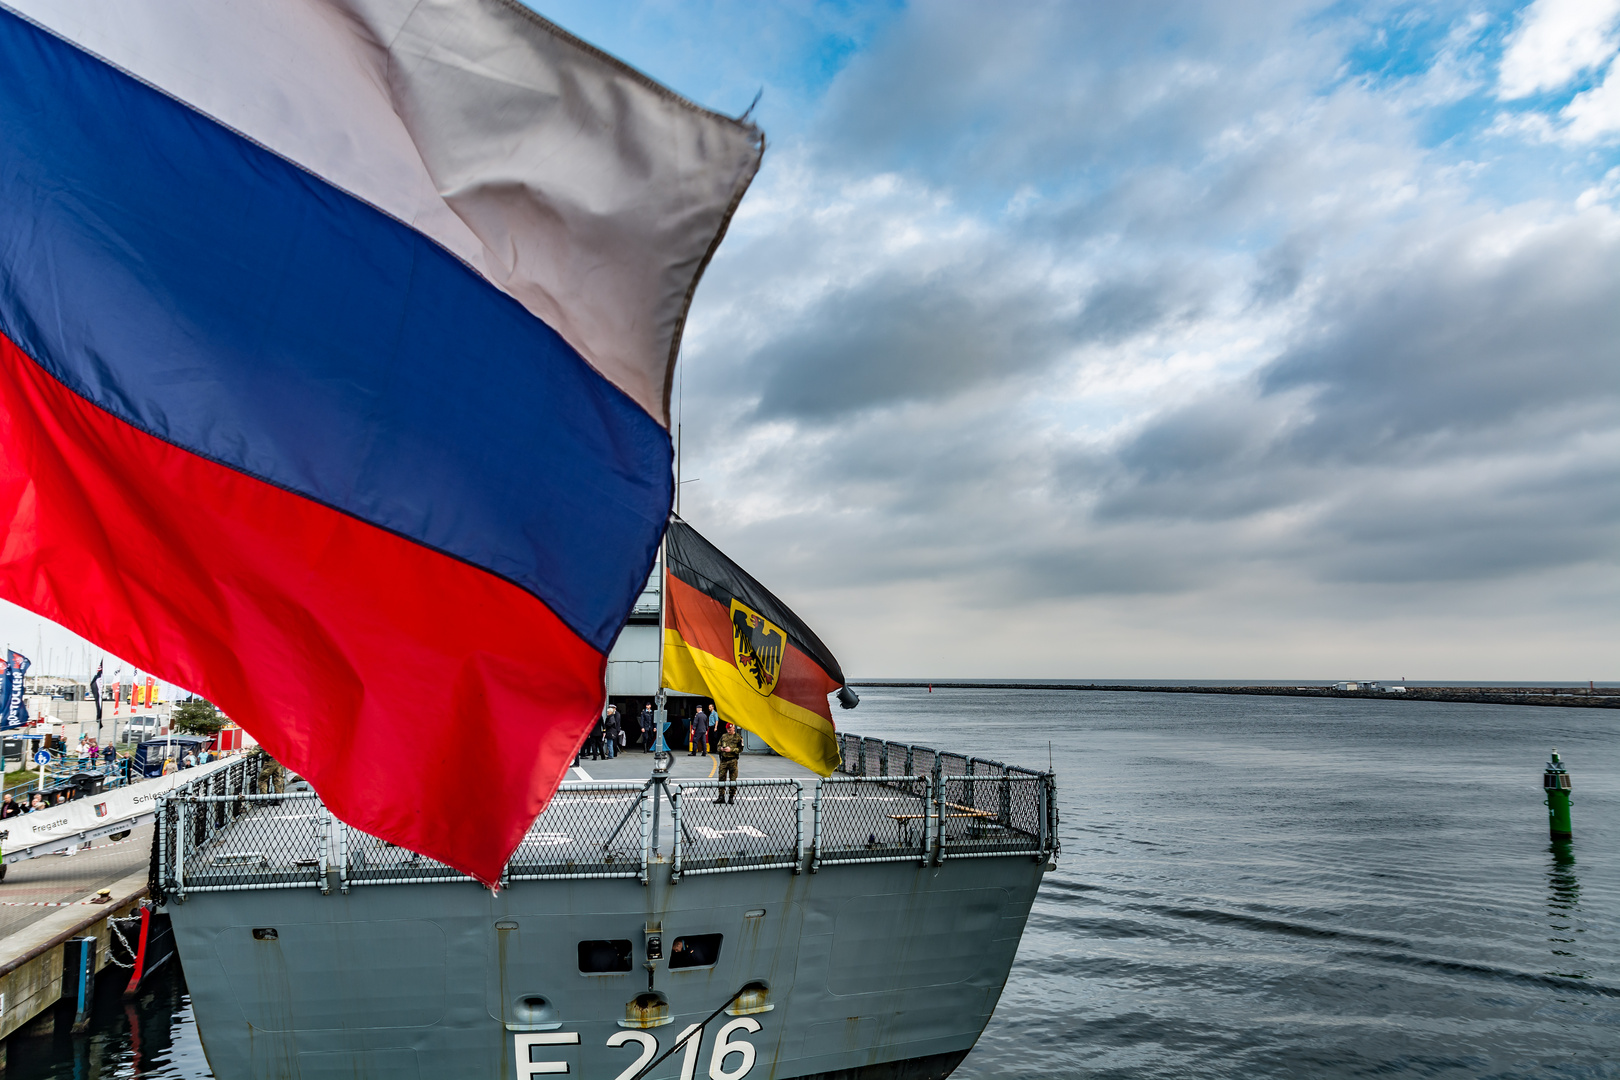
[2,960,198,1080]
[1545,840,1587,979]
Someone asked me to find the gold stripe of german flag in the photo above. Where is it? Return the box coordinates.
[660,517,849,775]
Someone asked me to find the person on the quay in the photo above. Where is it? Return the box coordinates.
[603,705,621,759]
[640,703,655,751]
[714,722,743,804]
[705,705,720,753]
[586,713,605,760]
[688,704,709,756]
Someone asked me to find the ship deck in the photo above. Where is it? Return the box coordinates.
[154,739,1056,897]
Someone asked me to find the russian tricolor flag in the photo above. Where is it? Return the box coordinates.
[0,1,760,883]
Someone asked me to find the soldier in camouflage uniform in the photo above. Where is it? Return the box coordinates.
[256,756,286,795]
[714,723,744,804]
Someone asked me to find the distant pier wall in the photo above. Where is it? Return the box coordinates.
[849,683,1620,709]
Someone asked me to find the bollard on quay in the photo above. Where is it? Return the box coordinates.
[1543,748,1573,841]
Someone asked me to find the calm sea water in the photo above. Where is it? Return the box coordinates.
[10,688,1616,1078]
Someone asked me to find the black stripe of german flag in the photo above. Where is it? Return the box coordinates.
[662,516,845,775]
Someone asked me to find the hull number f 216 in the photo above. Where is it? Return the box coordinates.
[517,1018,763,1080]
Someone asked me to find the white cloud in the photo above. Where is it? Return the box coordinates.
[1576,164,1620,206]
[664,3,1620,677]
[1497,0,1620,99]
[1563,54,1620,139]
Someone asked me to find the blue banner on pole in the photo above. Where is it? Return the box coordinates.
[1,650,30,730]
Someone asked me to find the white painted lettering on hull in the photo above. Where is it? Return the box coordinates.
[553,1021,765,1080]
[676,1022,705,1080]
[710,1017,762,1080]
[606,1030,657,1080]
[515,1031,579,1077]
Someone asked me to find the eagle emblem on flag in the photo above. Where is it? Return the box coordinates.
[730,600,784,696]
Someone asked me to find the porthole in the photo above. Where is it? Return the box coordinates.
[578,939,633,973]
[670,934,723,969]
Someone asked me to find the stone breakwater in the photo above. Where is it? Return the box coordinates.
[849,682,1620,709]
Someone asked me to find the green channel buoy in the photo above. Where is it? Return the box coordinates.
[1543,748,1572,841]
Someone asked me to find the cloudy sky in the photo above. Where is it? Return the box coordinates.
[7,0,1619,682]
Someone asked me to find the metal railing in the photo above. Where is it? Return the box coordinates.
[812,775,930,869]
[935,775,1047,860]
[839,733,862,775]
[834,736,1060,864]
[154,739,1057,896]
[669,779,803,880]
[341,829,474,889]
[158,754,320,899]
[861,736,888,777]
[161,784,332,900]
[506,782,649,882]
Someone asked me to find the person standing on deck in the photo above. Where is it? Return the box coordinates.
[640,703,655,752]
[689,704,709,756]
[714,723,743,804]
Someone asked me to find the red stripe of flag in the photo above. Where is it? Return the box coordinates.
[0,333,600,884]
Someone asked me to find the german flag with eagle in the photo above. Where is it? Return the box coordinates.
[662,516,856,775]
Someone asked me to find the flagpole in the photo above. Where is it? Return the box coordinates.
[653,530,669,760]
[648,526,673,855]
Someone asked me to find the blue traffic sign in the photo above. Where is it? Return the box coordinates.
[32,750,50,765]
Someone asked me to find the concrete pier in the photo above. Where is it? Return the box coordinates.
[0,825,152,1066]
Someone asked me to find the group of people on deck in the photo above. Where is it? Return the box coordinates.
[581,702,740,758]
[578,701,745,803]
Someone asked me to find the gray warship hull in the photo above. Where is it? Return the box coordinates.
[155,737,1057,1080]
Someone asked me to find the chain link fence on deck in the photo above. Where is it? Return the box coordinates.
[837,733,862,774]
[164,791,330,896]
[507,783,648,882]
[341,828,473,887]
[861,737,889,776]
[156,753,335,897]
[1008,765,1059,854]
[670,779,803,879]
[812,775,931,869]
[935,775,1048,860]
[909,744,937,784]
[155,743,1058,895]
